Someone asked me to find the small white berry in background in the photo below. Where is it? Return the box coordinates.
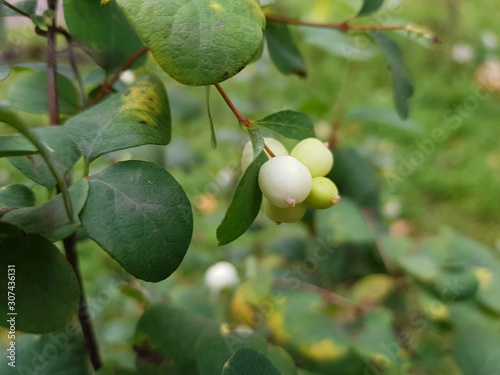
[204,261,239,292]
[451,43,475,64]
[120,70,136,85]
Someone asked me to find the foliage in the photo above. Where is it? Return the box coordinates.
[0,0,499,374]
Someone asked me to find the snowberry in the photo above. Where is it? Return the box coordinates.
[241,138,288,172]
[258,155,312,208]
[306,177,340,209]
[204,261,239,292]
[263,198,307,223]
[290,138,333,177]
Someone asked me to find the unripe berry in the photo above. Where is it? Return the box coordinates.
[263,198,307,223]
[258,155,312,208]
[241,138,288,172]
[290,138,333,177]
[306,177,340,209]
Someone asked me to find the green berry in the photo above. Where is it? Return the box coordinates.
[263,198,307,224]
[258,155,312,208]
[241,138,288,172]
[306,177,340,209]
[290,138,333,177]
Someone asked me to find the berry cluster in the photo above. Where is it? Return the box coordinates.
[242,137,340,224]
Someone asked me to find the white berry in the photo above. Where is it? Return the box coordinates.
[258,155,312,208]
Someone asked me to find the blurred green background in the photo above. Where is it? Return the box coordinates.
[0,0,499,374]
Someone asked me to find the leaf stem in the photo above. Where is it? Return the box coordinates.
[214,83,276,157]
[0,0,31,18]
[92,46,149,105]
[83,162,90,178]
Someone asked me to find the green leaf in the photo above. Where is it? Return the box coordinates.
[0,134,38,157]
[357,0,384,17]
[8,126,80,189]
[217,151,267,246]
[328,147,380,211]
[205,86,217,148]
[253,111,315,140]
[1,0,38,17]
[135,303,214,374]
[398,252,439,283]
[115,0,266,85]
[0,184,35,207]
[353,308,401,368]
[65,74,171,163]
[196,330,267,375]
[80,160,193,282]
[371,32,414,119]
[2,179,88,240]
[0,56,9,81]
[0,222,80,333]
[316,197,374,244]
[8,71,80,115]
[0,331,92,375]
[223,348,281,375]
[265,21,306,77]
[63,0,146,72]
[451,319,500,375]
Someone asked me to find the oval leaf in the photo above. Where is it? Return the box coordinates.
[65,74,171,163]
[357,0,384,17]
[217,151,267,246]
[0,184,35,208]
[253,110,315,140]
[116,0,266,85]
[265,21,306,77]
[0,222,80,333]
[63,0,146,72]
[8,126,81,189]
[223,348,281,375]
[2,179,88,239]
[0,331,92,375]
[80,160,193,282]
[8,71,80,115]
[371,32,414,119]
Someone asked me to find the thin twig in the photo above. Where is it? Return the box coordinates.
[45,1,102,370]
[63,233,102,370]
[214,83,276,157]
[0,0,31,18]
[265,14,442,43]
[46,3,59,125]
[92,46,149,105]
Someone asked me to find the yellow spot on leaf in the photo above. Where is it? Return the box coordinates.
[266,312,291,343]
[120,82,162,127]
[299,339,347,362]
[474,267,494,290]
[209,2,223,11]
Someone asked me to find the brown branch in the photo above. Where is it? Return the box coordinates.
[0,0,31,18]
[46,2,59,125]
[214,83,276,158]
[63,233,102,370]
[265,14,442,43]
[92,46,149,105]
